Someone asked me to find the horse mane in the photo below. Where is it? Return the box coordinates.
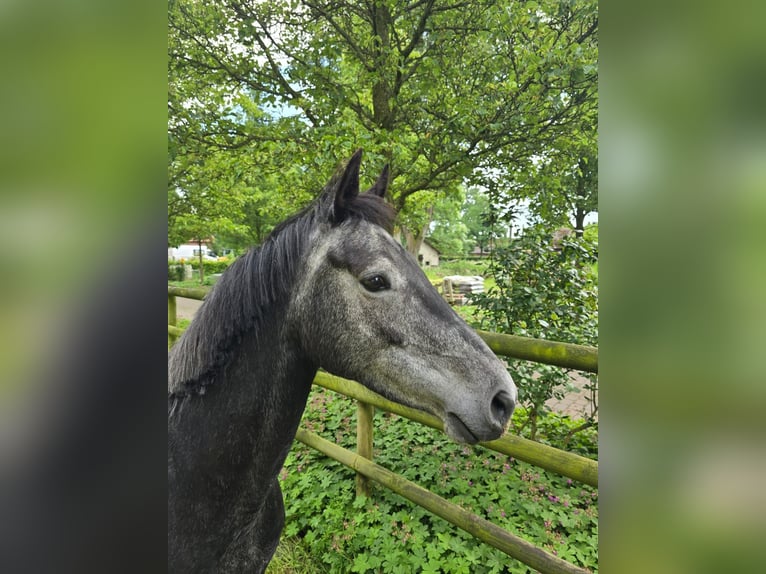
[168,169,395,398]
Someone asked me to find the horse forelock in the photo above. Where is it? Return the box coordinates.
[167,185,395,399]
[337,192,395,234]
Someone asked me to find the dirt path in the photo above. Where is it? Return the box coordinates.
[176,296,203,320]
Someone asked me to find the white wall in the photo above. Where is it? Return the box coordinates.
[418,242,440,267]
[168,243,215,261]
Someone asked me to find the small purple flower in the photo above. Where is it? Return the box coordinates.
[548,495,559,503]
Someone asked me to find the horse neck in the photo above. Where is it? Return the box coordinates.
[169,313,317,483]
[228,320,316,471]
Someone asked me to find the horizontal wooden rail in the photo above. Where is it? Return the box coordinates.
[295,428,591,574]
[476,330,598,373]
[314,372,598,487]
[167,285,209,300]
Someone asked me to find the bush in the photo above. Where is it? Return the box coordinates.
[168,263,184,282]
[278,387,598,573]
[168,257,234,275]
[188,257,234,274]
[469,226,598,439]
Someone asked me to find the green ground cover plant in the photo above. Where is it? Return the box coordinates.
[273,386,598,573]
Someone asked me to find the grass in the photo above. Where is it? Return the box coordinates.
[266,537,326,574]
[168,277,217,289]
[422,258,490,282]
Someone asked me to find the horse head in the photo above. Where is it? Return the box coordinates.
[291,150,517,444]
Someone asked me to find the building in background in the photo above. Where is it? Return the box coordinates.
[418,240,440,267]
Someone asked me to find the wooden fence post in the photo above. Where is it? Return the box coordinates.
[168,294,177,348]
[355,401,375,497]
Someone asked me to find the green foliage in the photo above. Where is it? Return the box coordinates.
[168,258,233,279]
[583,223,598,244]
[168,0,598,249]
[426,188,470,256]
[185,258,233,274]
[168,278,217,290]
[462,187,510,254]
[502,115,598,234]
[167,263,185,282]
[471,227,598,438]
[279,388,598,573]
[266,537,327,574]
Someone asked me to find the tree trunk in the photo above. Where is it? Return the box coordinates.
[402,225,427,258]
[371,4,394,130]
[401,204,434,258]
[572,156,592,237]
[574,207,586,237]
[527,409,538,442]
[197,239,205,284]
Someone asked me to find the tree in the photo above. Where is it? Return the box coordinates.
[503,108,598,234]
[168,0,598,253]
[168,137,250,281]
[524,143,597,235]
[461,186,511,254]
[565,150,598,235]
[426,187,469,256]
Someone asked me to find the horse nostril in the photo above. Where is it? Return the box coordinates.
[491,390,515,425]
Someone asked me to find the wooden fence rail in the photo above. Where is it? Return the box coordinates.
[296,429,590,574]
[168,286,598,574]
[313,372,598,487]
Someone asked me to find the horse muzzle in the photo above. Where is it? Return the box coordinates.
[444,386,516,445]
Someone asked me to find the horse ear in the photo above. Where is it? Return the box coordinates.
[333,149,363,219]
[365,164,389,198]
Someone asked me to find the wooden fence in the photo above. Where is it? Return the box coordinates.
[168,285,598,574]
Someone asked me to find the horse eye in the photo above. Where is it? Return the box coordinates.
[360,274,390,292]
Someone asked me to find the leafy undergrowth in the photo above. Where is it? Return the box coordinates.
[272,387,598,573]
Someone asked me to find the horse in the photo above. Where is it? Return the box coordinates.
[168,150,517,573]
